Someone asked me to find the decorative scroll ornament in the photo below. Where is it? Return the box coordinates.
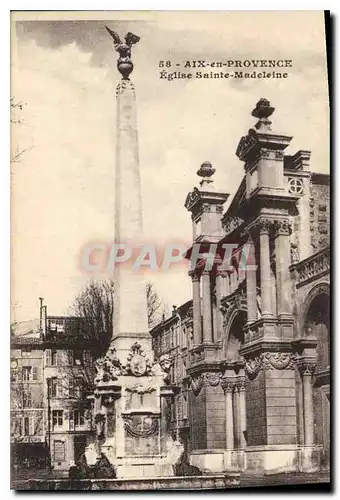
[203,372,221,387]
[236,129,258,161]
[94,346,123,384]
[185,187,200,210]
[295,247,330,285]
[257,217,274,234]
[221,378,234,394]
[95,342,172,385]
[124,414,159,438]
[190,372,222,395]
[245,356,263,380]
[126,342,152,377]
[297,358,317,376]
[223,216,244,235]
[245,352,297,379]
[274,218,292,236]
[275,151,284,160]
[125,384,156,395]
[260,148,271,159]
[236,378,246,392]
[235,290,247,311]
[262,352,296,370]
[221,289,247,328]
[150,354,172,383]
[190,375,203,396]
[290,242,300,264]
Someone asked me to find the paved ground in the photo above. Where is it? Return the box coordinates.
[240,471,331,489]
[11,469,331,491]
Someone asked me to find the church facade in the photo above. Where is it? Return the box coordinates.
[151,98,330,475]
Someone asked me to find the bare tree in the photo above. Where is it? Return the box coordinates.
[146,282,168,328]
[70,279,114,360]
[10,97,31,163]
[70,279,167,359]
[10,379,44,443]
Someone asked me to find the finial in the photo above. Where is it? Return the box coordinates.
[196,161,216,188]
[105,26,140,79]
[251,98,275,131]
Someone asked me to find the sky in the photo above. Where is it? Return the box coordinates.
[10,11,329,323]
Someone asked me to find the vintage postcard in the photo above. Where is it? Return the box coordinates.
[10,10,330,491]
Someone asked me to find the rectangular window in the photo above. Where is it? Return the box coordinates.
[53,440,66,462]
[52,410,63,429]
[74,409,85,428]
[22,366,32,382]
[74,377,83,398]
[50,377,58,398]
[182,392,188,419]
[10,418,17,436]
[49,321,57,332]
[67,350,73,366]
[45,349,51,366]
[56,322,65,333]
[51,349,58,366]
[23,416,30,436]
[73,350,83,366]
[32,366,39,381]
[22,391,32,408]
[69,377,74,398]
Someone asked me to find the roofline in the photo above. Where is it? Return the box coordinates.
[150,299,193,334]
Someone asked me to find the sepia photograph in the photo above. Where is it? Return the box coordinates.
[10,10,330,491]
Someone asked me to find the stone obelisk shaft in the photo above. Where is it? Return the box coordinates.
[113,79,150,354]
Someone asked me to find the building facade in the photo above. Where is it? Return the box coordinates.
[11,303,95,472]
[151,99,330,475]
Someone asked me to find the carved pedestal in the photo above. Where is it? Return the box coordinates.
[87,342,183,479]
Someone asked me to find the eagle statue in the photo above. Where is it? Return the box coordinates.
[105,26,140,78]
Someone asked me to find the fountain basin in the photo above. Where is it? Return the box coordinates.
[27,474,240,491]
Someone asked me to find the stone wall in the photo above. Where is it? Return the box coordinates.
[309,180,330,252]
[246,370,266,446]
[189,389,206,450]
[205,384,225,450]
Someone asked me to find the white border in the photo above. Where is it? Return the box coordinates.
[2,3,337,498]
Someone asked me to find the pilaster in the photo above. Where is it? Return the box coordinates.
[190,271,202,346]
[274,219,293,318]
[202,271,213,344]
[245,236,257,324]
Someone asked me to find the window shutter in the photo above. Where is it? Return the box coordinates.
[69,410,74,431]
[69,377,74,398]
[45,349,51,366]
[32,366,38,381]
[30,415,35,435]
[67,350,73,366]
[57,378,63,398]
[56,350,62,367]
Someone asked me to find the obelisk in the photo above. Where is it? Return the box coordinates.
[108,28,151,363]
[86,29,182,479]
